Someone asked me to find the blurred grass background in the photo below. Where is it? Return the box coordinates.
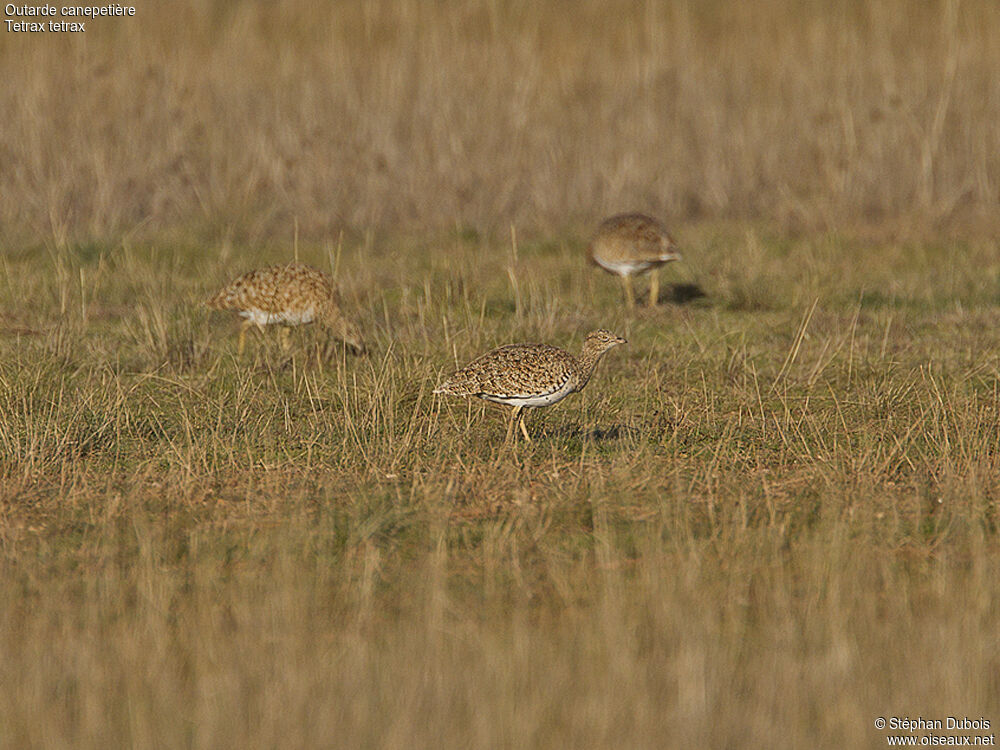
[1,0,998,245]
[2,1,1000,748]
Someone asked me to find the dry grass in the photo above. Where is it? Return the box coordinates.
[1,0,999,244]
[3,2,1000,748]
[1,226,1000,748]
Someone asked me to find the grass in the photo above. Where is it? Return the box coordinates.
[2,0,999,243]
[3,0,1000,745]
[1,227,999,748]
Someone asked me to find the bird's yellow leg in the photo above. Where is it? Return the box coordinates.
[622,275,635,310]
[279,326,291,352]
[518,408,532,443]
[506,406,522,443]
[648,271,660,309]
[237,319,252,356]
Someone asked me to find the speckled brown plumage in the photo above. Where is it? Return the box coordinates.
[206,262,365,354]
[434,329,626,442]
[589,213,681,309]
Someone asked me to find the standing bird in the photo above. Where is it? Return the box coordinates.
[589,212,682,310]
[434,329,627,443]
[206,262,365,355]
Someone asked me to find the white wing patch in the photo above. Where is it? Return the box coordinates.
[592,257,656,276]
[239,308,317,326]
[480,375,575,408]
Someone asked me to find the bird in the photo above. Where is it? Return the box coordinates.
[588,212,681,310]
[434,329,627,443]
[206,262,365,356]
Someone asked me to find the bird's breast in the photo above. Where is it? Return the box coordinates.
[478,375,576,408]
[592,257,657,276]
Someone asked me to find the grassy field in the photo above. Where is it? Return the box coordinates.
[2,227,999,748]
[3,0,1000,748]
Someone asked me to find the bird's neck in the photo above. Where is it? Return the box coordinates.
[319,300,340,326]
[573,344,608,392]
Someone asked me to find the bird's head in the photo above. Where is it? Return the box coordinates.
[584,329,628,354]
[659,234,682,263]
[337,319,367,355]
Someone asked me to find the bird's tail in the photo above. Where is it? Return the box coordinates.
[204,290,230,310]
[433,380,460,395]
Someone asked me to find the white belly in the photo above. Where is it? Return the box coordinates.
[240,308,317,326]
[482,377,576,408]
[592,256,655,277]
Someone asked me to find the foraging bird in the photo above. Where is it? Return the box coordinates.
[588,212,681,309]
[206,262,365,355]
[434,329,627,442]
